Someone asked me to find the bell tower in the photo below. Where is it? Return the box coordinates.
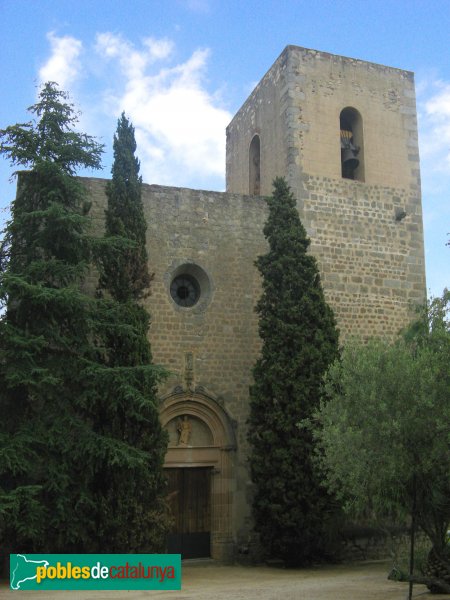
[226,45,426,340]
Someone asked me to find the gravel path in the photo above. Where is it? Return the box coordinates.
[2,560,449,599]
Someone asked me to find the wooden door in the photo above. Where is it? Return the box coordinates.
[166,467,211,558]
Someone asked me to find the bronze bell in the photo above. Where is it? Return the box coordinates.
[342,147,359,171]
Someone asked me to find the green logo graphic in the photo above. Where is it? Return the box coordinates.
[10,554,181,590]
[10,555,50,590]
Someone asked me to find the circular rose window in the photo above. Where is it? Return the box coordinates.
[167,262,212,311]
[170,274,200,307]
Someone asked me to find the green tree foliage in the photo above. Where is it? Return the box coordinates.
[0,85,168,563]
[93,113,169,551]
[314,290,450,587]
[99,112,151,301]
[248,177,340,564]
[0,82,104,558]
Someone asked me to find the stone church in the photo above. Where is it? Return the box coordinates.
[83,45,426,561]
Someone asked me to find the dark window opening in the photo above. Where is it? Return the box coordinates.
[340,108,364,181]
[170,275,200,307]
[249,135,261,195]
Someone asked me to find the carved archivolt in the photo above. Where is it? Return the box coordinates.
[159,389,236,450]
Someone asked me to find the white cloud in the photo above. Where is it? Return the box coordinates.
[418,79,450,173]
[95,33,174,81]
[143,38,174,61]
[94,33,231,188]
[39,32,83,90]
[416,76,450,298]
[38,31,230,189]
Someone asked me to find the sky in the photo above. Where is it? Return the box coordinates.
[0,0,449,298]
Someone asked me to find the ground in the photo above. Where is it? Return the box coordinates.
[2,560,450,600]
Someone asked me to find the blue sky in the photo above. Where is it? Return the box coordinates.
[1,0,449,297]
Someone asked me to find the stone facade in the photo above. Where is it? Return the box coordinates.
[81,45,426,562]
[82,179,266,561]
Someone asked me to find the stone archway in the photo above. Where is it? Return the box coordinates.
[160,390,236,562]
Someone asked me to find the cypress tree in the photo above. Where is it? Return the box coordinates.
[92,113,169,552]
[100,112,151,301]
[248,177,340,565]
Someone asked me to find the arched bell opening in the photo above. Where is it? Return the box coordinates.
[249,134,261,195]
[340,107,364,181]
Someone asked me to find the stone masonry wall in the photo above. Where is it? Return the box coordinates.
[301,175,426,340]
[80,161,426,547]
[80,176,268,542]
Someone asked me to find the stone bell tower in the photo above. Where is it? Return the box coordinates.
[226,45,426,340]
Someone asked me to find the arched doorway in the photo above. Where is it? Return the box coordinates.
[160,390,236,562]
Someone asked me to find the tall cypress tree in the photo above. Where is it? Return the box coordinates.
[92,113,169,552]
[99,112,151,301]
[248,177,340,565]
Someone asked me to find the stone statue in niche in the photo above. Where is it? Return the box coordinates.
[177,415,191,446]
[166,414,213,447]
